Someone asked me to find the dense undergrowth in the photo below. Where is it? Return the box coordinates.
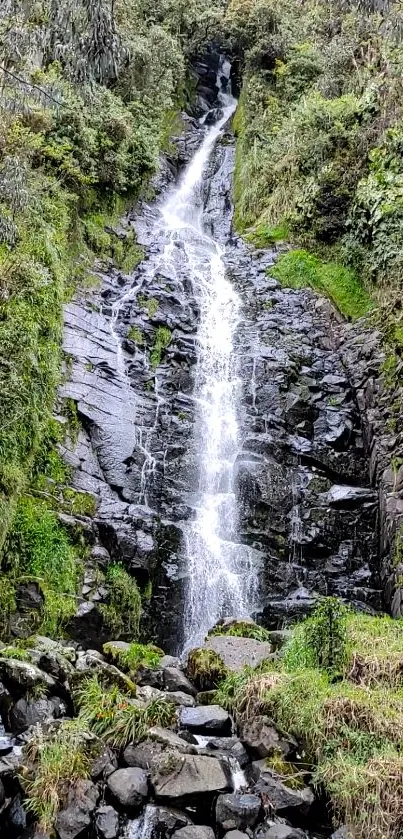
[0,0,224,626]
[226,0,403,344]
[215,599,403,839]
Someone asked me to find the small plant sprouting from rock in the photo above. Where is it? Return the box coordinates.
[128,325,143,345]
[103,641,163,673]
[138,295,159,318]
[151,327,172,369]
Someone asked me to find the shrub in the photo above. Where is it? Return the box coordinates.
[99,563,142,639]
[103,641,163,672]
[187,648,228,691]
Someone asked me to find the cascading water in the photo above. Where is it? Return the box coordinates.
[158,58,259,650]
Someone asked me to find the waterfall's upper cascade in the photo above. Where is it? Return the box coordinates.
[157,58,259,650]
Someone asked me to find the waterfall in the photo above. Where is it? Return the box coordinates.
[158,58,259,651]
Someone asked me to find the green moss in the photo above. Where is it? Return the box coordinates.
[127,326,143,345]
[247,220,290,247]
[186,647,228,690]
[99,563,141,639]
[62,399,80,444]
[103,641,163,672]
[61,488,97,517]
[138,295,159,318]
[271,249,372,319]
[151,326,172,368]
[209,621,272,642]
[3,495,81,637]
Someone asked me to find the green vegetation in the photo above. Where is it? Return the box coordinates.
[227,0,403,341]
[271,250,372,320]
[209,620,272,642]
[215,599,403,839]
[20,719,94,833]
[3,495,80,637]
[0,0,224,562]
[76,675,176,748]
[138,295,159,318]
[186,647,228,690]
[99,563,142,639]
[151,327,172,368]
[103,641,163,672]
[128,326,144,345]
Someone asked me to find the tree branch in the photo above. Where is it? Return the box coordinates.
[0,65,63,107]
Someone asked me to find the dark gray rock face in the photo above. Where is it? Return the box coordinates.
[216,792,262,831]
[173,827,215,839]
[151,753,231,802]
[55,781,98,839]
[107,767,148,809]
[95,805,120,839]
[257,824,309,839]
[179,706,232,735]
[59,109,382,651]
[253,771,314,818]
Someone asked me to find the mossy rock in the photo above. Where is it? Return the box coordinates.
[186,648,228,692]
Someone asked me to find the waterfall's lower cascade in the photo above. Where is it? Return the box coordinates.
[62,53,380,655]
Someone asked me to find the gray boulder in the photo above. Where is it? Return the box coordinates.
[123,740,165,771]
[10,698,59,734]
[173,827,215,839]
[223,832,249,839]
[164,667,196,696]
[107,767,148,809]
[254,771,314,817]
[257,824,308,839]
[95,805,120,839]
[56,781,98,839]
[0,658,55,691]
[206,636,273,672]
[152,753,231,802]
[165,690,196,707]
[241,719,296,759]
[179,705,232,735]
[148,727,197,754]
[216,793,261,831]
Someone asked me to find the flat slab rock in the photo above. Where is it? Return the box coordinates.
[179,705,232,734]
[206,636,273,672]
[152,753,231,801]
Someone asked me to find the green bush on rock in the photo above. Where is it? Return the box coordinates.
[187,647,228,690]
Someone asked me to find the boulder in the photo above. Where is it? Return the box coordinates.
[0,659,55,691]
[179,705,232,735]
[205,737,249,768]
[107,767,148,809]
[55,781,98,839]
[148,727,197,754]
[10,698,60,734]
[223,832,249,839]
[241,719,296,759]
[254,771,314,818]
[95,805,120,839]
[152,753,231,802]
[164,668,196,696]
[256,824,308,839]
[142,805,192,835]
[123,740,165,771]
[173,827,215,839]
[206,636,273,673]
[216,793,262,831]
[165,690,195,707]
[90,746,118,780]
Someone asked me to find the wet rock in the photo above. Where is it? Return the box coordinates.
[165,690,196,707]
[152,753,231,802]
[107,767,148,809]
[56,781,98,839]
[164,667,196,696]
[206,636,273,672]
[205,737,249,768]
[123,740,166,771]
[179,705,232,735]
[10,697,61,734]
[257,823,308,839]
[241,719,296,760]
[0,778,5,806]
[173,828,215,839]
[254,771,314,818]
[148,727,198,754]
[90,746,118,780]
[327,485,377,506]
[95,805,120,839]
[216,793,262,831]
[8,794,27,831]
[0,659,55,692]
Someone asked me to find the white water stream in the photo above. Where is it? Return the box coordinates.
[160,59,259,650]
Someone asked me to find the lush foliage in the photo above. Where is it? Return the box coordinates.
[215,604,403,839]
[103,641,163,672]
[0,0,224,559]
[99,563,142,639]
[227,0,403,337]
[209,620,272,642]
[186,647,228,690]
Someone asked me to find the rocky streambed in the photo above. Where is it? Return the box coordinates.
[0,626,337,839]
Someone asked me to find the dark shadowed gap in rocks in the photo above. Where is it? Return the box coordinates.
[60,53,381,655]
